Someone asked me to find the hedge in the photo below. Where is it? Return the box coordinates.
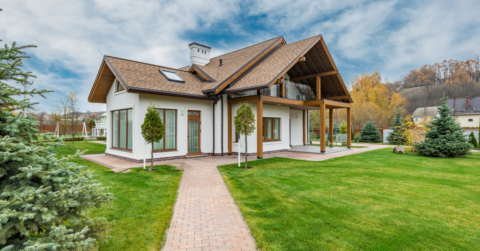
[63,137,85,141]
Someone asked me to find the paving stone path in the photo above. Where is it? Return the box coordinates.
[162,159,257,251]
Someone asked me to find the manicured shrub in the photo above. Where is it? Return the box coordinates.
[360,119,382,142]
[354,133,361,142]
[416,98,472,157]
[468,132,478,149]
[97,136,107,140]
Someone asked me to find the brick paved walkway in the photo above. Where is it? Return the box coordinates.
[162,159,257,251]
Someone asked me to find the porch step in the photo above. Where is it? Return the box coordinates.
[185,154,209,159]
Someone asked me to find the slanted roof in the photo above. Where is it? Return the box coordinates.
[446,97,480,115]
[220,35,352,103]
[413,107,438,119]
[88,34,351,103]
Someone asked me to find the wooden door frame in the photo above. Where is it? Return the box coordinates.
[187,110,201,155]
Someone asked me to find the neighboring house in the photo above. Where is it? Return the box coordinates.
[412,107,438,122]
[446,96,480,128]
[88,35,353,162]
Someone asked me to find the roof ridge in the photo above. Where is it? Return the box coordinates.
[208,36,283,61]
[104,55,190,72]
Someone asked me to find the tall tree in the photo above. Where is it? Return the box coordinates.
[234,103,256,169]
[141,103,164,171]
[65,90,79,149]
[0,38,113,249]
[416,98,472,157]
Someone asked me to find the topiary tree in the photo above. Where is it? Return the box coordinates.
[141,103,164,172]
[234,103,255,169]
[0,38,113,249]
[416,98,472,157]
[88,119,96,130]
[339,122,347,134]
[468,132,478,149]
[360,119,382,142]
[387,105,406,145]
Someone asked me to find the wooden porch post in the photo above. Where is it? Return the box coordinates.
[347,108,352,148]
[228,102,232,154]
[281,77,285,98]
[303,110,306,145]
[329,108,333,146]
[257,100,263,159]
[320,103,326,153]
[316,76,321,100]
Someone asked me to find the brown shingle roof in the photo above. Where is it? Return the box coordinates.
[105,56,212,99]
[224,35,320,92]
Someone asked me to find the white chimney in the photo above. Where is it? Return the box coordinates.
[189,42,211,66]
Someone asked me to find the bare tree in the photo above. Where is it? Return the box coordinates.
[64,90,79,149]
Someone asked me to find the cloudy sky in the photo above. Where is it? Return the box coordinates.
[1,0,479,112]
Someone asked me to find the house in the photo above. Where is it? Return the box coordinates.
[88,35,353,162]
[412,106,438,122]
[446,96,480,128]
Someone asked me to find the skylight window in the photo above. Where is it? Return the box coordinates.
[159,69,185,83]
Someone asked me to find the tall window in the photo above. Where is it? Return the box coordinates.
[153,109,177,151]
[263,118,280,141]
[112,109,132,150]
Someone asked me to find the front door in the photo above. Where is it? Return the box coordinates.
[187,111,201,155]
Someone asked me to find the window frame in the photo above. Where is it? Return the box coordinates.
[158,69,185,84]
[263,117,281,142]
[153,108,178,152]
[115,79,125,92]
[468,119,473,122]
[111,108,132,151]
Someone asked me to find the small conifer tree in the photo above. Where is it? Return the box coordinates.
[468,132,478,149]
[0,39,113,249]
[234,103,255,169]
[141,103,164,171]
[339,122,347,134]
[360,119,382,142]
[416,98,472,157]
[387,105,406,145]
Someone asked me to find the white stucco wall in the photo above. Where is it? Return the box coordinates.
[455,114,480,128]
[104,84,308,160]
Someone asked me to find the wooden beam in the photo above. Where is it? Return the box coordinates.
[329,109,333,146]
[320,103,326,153]
[257,100,263,159]
[298,56,306,62]
[316,76,321,100]
[261,95,304,106]
[228,102,232,154]
[303,110,306,145]
[328,95,350,100]
[324,100,352,108]
[281,77,285,98]
[227,95,259,104]
[290,71,338,82]
[347,108,352,148]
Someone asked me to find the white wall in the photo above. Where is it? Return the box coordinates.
[289,109,305,146]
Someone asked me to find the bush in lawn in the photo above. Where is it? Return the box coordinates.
[97,136,107,140]
[416,98,472,157]
[360,119,382,142]
[234,103,256,169]
[0,41,113,249]
[354,133,361,142]
[141,103,164,171]
[88,119,96,130]
[387,105,406,145]
[468,132,478,149]
[63,137,85,141]
[339,122,347,134]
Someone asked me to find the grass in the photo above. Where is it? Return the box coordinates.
[54,141,182,251]
[310,144,366,148]
[219,148,480,250]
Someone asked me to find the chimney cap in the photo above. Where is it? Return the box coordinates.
[188,42,211,50]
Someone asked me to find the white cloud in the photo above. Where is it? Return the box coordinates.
[1,0,478,112]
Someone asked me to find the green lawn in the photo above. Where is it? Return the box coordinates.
[219,148,480,250]
[55,141,182,251]
[310,144,367,148]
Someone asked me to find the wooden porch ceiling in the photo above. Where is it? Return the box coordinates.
[286,38,351,103]
[228,95,351,110]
